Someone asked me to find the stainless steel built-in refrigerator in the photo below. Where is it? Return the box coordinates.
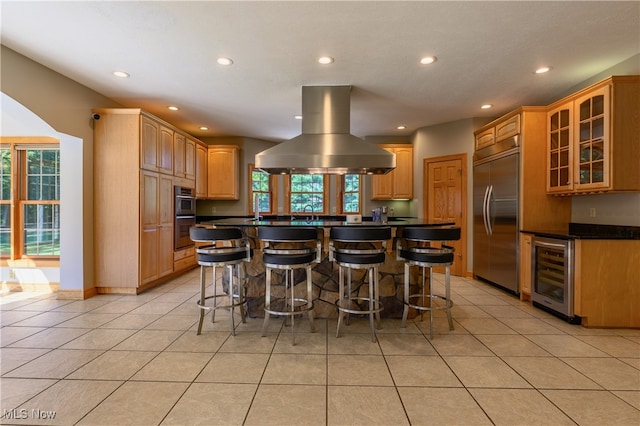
[473,142,519,294]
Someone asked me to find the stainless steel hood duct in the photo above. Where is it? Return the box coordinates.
[255,85,396,174]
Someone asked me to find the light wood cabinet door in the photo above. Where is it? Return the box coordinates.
[140,170,174,285]
[546,76,640,195]
[372,144,413,200]
[141,170,160,284]
[195,143,208,198]
[207,145,239,199]
[159,126,174,175]
[547,102,574,193]
[519,233,532,299]
[141,116,159,172]
[185,138,196,181]
[173,132,186,177]
[474,128,495,150]
[392,146,413,199]
[573,86,609,191]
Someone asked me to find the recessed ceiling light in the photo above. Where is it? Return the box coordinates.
[113,71,130,78]
[419,56,437,65]
[294,115,303,120]
[481,104,493,110]
[199,126,208,131]
[535,66,551,74]
[318,56,334,65]
[168,106,179,111]
[397,125,406,130]
[217,57,233,66]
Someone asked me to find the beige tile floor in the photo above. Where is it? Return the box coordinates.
[1,270,639,425]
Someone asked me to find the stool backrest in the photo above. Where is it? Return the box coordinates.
[401,226,460,242]
[190,226,252,263]
[329,226,392,242]
[258,226,321,263]
[190,226,244,243]
[258,226,318,243]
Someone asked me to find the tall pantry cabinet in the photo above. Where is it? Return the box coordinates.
[93,108,196,294]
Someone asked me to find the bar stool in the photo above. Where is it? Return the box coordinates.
[190,226,253,336]
[397,226,461,339]
[258,226,321,345]
[329,226,391,342]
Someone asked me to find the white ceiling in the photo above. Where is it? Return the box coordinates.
[2,1,639,142]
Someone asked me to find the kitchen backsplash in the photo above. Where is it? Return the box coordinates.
[571,192,640,226]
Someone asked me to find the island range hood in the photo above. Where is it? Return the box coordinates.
[255,85,396,174]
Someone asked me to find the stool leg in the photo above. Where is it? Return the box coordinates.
[368,267,376,342]
[227,264,236,336]
[428,266,434,339]
[373,266,382,331]
[289,269,296,345]
[401,262,410,327]
[420,266,426,322]
[445,264,454,331]
[262,267,271,337]
[306,265,316,333]
[336,265,345,338]
[345,267,352,326]
[211,265,218,324]
[197,265,206,335]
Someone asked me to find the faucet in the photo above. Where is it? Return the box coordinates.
[303,204,315,221]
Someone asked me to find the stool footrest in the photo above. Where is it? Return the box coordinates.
[336,297,384,315]
[403,293,453,312]
[197,293,246,311]
[265,297,314,318]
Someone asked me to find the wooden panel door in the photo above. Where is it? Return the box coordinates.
[159,125,174,175]
[158,174,174,278]
[185,138,197,181]
[424,154,466,277]
[393,146,413,199]
[207,145,239,199]
[141,171,159,284]
[140,116,159,172]
[195,143,208,198]
[173,132,186,177]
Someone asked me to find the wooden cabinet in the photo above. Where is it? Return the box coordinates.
[140,171,174,285]
[195,142,208,198]
[547,76,640,194]
[185,138,196,181]
[474,108,571,233]
[140,116,173,174]
[519,233,533,301]
[372,144,413,200]
[207,145,240,200]
[474,128,495,151]
[173,133,196,182]
[173,132,186,178]
[574,239,640,328]
[93,108,201,293]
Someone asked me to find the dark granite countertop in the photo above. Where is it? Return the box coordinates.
[199,216,453,228]
[521,223,640,240]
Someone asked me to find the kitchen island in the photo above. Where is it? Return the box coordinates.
[199,217,454,319]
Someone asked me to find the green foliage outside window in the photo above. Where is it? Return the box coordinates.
[0,149,10,255]
[343,174,360,213]
[24,149,61,256]
[251,169,270,213]
[290,174,324,213]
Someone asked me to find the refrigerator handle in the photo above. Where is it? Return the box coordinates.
[482,185,490,236]
[486,184,494,235]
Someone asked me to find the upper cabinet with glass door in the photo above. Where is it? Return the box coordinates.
[546,76,640,195]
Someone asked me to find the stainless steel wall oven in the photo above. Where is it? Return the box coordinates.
[531,236,580,324]
[174,186,195,250]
